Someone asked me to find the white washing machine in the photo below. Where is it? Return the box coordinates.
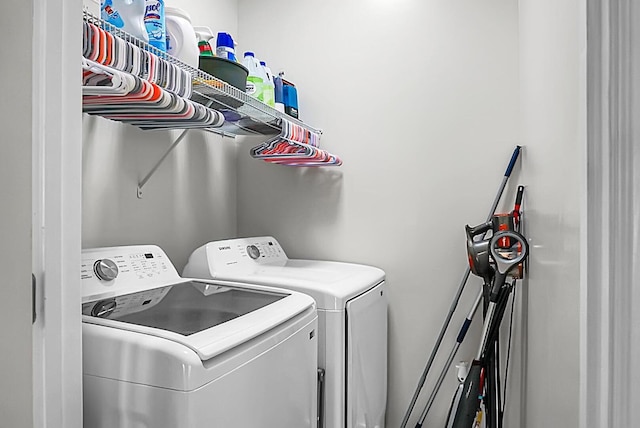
[183,236,388,428]
[81,245,318,428]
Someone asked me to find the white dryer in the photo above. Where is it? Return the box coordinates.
[183,236,388,428]
[81,245,318,428]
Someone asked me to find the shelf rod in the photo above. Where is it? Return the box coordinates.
[136,129,189,199]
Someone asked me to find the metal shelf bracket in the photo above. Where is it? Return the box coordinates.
[137,129,190,199]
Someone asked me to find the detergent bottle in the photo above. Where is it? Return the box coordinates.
[165,6,199,67]
[273,72,285,113]
[216,32,238,62]
[144,0,166,51]
[282,78,299,119]
[101,0,148,43]
[260,61,276,108]
[243,52,264,101]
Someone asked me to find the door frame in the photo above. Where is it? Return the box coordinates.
[32,0,83,427]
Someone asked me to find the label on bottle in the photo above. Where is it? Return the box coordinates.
[263,86,275,107]
[216,47,237,62]
[144,0,166,51]
[101,0,125,28]
[246,76,264,100]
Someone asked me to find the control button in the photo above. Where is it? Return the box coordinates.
[94,259,119,281]
[247,245,261,259]
[91,299,117,318]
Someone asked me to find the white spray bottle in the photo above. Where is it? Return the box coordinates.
[194,26,215,57]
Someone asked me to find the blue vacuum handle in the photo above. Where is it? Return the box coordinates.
[504,146,522,177]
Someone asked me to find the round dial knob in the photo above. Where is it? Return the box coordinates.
[93,259,119,281]
[91,299,117,318]
[246,245,261,260]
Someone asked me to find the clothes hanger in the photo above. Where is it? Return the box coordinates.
[82,59,224,129]
[82,58,138,96]
[83,19,192,98]
[250,118,341,166]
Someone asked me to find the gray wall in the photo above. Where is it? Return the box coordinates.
[82,118,239,271]
[236,0,524,425]
[0,3,33,427]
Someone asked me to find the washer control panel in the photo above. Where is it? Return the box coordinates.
[81,245,180,302]
[93,258,119,281]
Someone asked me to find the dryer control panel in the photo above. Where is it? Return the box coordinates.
[243,239,287,262]
[81,245,181,303]
[184,236,289,278]
[214,237,287,267]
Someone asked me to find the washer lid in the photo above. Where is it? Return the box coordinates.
[82,279,314,361]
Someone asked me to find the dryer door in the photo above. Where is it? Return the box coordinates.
[345,281,388,428]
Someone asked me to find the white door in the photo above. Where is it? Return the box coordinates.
[31,0,84,425]
[1,0,84,427]
[346,282,388,428]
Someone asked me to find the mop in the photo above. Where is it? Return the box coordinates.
[400,146,522,428]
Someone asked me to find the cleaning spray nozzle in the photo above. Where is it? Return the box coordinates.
[193,26,215,57]
[194,26,215,42]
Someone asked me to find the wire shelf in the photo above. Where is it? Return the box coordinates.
[83,9,321,138]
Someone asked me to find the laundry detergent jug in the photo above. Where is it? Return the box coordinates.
[101,0,148,43]
[243,52,264,101]
[165,7,199,67]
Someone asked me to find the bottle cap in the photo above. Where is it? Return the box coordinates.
[260,61,266,66]
[216,32,233,48]
[228,33,236,48]
[165,7,192,23]
[244,51,255,57]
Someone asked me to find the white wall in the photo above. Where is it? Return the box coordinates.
[518,0,583,426]
[165,0,238,38]
[81,0,240,272]
[78,0,584,426]
[236,0,521,425]
[82,120,238,271]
